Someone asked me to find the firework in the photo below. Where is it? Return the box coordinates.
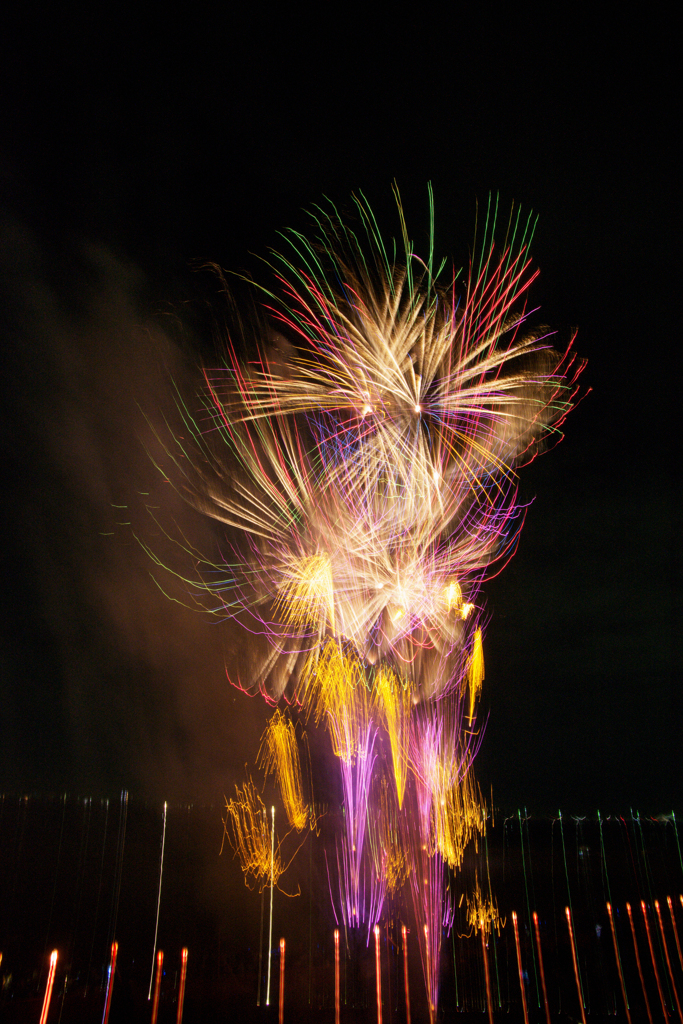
[151,187,583,1016]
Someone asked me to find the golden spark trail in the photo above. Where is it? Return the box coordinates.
[259,710,309,831]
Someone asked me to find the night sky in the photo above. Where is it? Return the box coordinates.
[0,7,678,815]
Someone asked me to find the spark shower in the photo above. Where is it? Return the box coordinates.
[151,187,584,1019]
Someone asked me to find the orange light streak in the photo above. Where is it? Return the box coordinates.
[402,925,411,1024]
[512,912,529,1024]
[655,900,682,1021]
[627,902,653,1024]
[480,919,494,1024]
[102,942,118,1024]
[279,938,285,1024]
[641,900,668,1020]
[151,950,163,1024]
[532,912,551,1024]
[564,907,586,1024]
[669,896,683,972]
[334,929,340,1024]
[39,950,58,1024]
[374,924,383,1024]
[176,948,188,1024]
[606,904,631,1024]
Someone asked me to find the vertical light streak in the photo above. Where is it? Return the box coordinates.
[402,925,411,1024]
[641,901,669,1020]
[151,950,163,1024]
[668,896,683,972]
[424,925,435,1024]
[627,902,653,1024]
[279,938,285,1024]
[39,950,58,1024]
[257,850,265,1006]
[606,904,631,1024]
[480,920,494,1024]
[532,912,551,1024]
[518,811,539,1008]
[654,901,683,1021]
[564,907,587,1024]
[176,948,188,1024]
[148,802,167,1000]
[334,929,340,1024]
[374,924,383,1024]
[512,913,529,1024]
[266,806,275,1006]
[102,942,118,1024]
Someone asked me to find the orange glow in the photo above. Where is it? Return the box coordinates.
[102,942,118,1024]
[334,929,340,1024]
[402,924,411,1024]
[279,938,285,1024]
[151,950,163,1024]
[480,919,494,1024]
[654,900,683,1020]
[532,912,551,1024]
[642,901,669,1020]
[374,924,382,1024]
[626,902,653,1024]
[259,709,310,831]
[176,948,188,1024]
[668,896,683,973]
[39,949,58,1024]
[511,913,529,1024]
[564,908,586,1024]
[605,904,631,1024]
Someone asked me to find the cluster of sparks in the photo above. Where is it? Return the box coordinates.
[156,189,583,1019]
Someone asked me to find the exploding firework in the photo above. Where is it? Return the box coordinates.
[151,187,584,1018]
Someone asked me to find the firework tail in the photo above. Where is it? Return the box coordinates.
[176,949,188,1024]
[266,806,274,1006]
[101,942,118,1024]
[641,900,668,1019]
[564,907,587,1024]
[627,902,653,1024]
[148,803,167,1000]
[279,939,285,1024]
[512,913,529,1024]
[480,921,494,1024]
[532,912,551,1024]
[669,896,683,972]
[39,950,58,1024]
[151,950,163,1024]
[655,901,683,1021]
[402,925,411,1024]
[606,904,631,1024]
[334,929,340,1024]
[374,925,383,1024]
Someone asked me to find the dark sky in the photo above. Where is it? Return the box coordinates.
[0,7,678,814]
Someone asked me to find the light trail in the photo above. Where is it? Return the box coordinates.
[669,895,683,972]
[374,924,383,1024]
[654,900,683,1022]
[279,938,285,1024]
[266,806,275,1006]
[148,802,167,1000]
[402,924,411,1024]
[641,900,668,1020]
[512,912,529,1024]
[176,948,188,1024]
[532,912,551,1024]
[627,901,653,1024]
[151,950,163,1024]
[564,907,586,1024]
[101,942,118,1024]
[334,929,340,1024]
[606,903,631,1024]
[39,950,58,1024]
